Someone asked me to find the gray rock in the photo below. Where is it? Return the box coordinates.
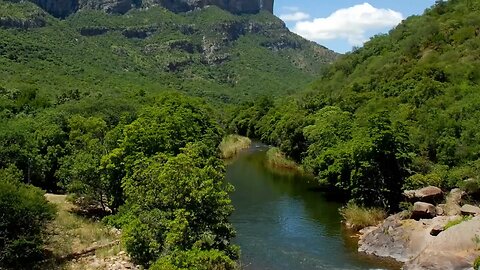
[403,186,443,203]
[460,204,480,216]
[444,189,465,216]
[412,202,437,219]
[359,215,478,269]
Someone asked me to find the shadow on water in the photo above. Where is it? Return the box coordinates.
[226,144,402,270]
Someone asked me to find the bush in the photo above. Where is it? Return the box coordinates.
[474,256,480,270]
[0,180,56,269]
[403,173,444,190]
[150,249,236,270]
[340,203,386,231]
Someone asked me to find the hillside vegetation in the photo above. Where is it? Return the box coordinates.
[229,0,480,209]
[0,1,336,106]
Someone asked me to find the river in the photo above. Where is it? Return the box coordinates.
[226,143,401,270]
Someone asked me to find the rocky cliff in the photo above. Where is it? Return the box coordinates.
[26,0,274,18]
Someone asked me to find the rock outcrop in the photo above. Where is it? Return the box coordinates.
[27,0,274,18]
[403,186,443,203]
[461,204,480,216]
[359,215,480,269]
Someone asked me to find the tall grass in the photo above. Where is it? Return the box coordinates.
[219,135,251,159]
[265,147,302,172]
[340,203,387,231]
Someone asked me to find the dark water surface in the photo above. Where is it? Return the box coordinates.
[226,144,401,270]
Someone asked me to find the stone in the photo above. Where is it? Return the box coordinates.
[403,216,480,269]
[460,204,480,216]
[443,189,465,216]
[403,186,443,203]
[359,215,478,268]
[436,205,444,216]
[412,202,437,219]
[430,224,444,236]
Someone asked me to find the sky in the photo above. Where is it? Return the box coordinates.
[274,1,436,53]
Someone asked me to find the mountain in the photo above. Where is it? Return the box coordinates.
[0,0,337,105]
[229,0,480,208]
[28,0,274,18]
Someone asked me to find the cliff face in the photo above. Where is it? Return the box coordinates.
[29,0,274,18]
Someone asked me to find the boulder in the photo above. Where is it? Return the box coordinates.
[444,189,464,216]
[403,216,480,269]
[460,204,480,216]
[412,202,437,219]
[359,215,479,269]
[359,215,453,262]
[430,224,444,236]
[403,186,443,203]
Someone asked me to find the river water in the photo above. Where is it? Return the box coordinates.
[226,144,401,270]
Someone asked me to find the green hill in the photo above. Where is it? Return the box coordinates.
[230,0,480,209]
[0,0,337,106]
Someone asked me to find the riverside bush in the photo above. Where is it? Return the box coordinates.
[340,203,386,231]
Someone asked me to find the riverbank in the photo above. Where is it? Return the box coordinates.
[357,187,480,269]
[219,135,252,159]
[264,147,305,175]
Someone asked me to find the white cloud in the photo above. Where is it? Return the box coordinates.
[280,11,311,22]
[292,3,403,46]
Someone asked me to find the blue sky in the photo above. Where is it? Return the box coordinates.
[273,1,436,53]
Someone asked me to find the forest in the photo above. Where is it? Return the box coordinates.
[2,0,480,269]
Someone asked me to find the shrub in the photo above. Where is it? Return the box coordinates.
[340,203,386,231]
[403,173,444,190]
[0,180,56,269]
[150,249,236,270]
[474,256,480,270]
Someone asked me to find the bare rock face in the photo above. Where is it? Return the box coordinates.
[28,0,274,18]
[359,215,480,269]
[31,0,78,18]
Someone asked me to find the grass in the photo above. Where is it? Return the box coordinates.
[265,147,303,173]
[42,194,124,269]
[340,203,387,231]
[444,215,473,230]
[219,135,251,159]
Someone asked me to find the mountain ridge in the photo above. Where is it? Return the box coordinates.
[17,0,274,18]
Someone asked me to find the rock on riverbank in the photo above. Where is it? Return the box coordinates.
[359,188,480,269]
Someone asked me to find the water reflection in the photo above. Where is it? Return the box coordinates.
[227,145,401,270]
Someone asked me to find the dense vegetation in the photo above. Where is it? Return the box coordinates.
[2,0,480,268]
[0,166,56,269]
[229,0,480,210]
[0,0,335,105]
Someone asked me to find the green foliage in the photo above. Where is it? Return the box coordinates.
[474,256,480,270]
[121,143,236,266]
[0,179,56,269]
[229,0,480,208]
[403,173,444,190]
[150,248,236,270]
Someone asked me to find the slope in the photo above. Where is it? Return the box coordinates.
[0,0,337,106]
[230,0,480,208]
